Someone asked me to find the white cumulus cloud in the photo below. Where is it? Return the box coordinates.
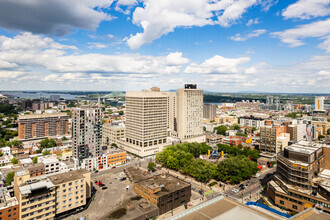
[184,55,250,74]
[282,0,330,19]
[230,29,267,41]
[127,0,258,49]
[271,18,330,49]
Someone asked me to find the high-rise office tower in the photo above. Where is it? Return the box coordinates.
[125,89,168,148]
[177,84,203,139]
[203,103,216,121]
[72,107,102,161]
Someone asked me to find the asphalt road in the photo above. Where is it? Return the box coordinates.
[224,167,276,201]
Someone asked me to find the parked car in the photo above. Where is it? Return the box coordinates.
[231,188,239,193]
[102,187,108,190]
[192,187,198,192]
[119,177,127,182]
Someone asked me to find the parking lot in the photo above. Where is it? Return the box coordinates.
[66,170,136,220]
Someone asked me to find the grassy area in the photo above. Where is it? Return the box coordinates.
[262,195,272,207]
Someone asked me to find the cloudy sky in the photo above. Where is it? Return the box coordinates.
[0,0,329,93]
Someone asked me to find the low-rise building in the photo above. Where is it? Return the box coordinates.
[39,157,60,174]
[48,169,91,215]
[240,116,265,128]
[80,149,127,171]
[205,133,222,146]
[0,188,19,220]
[102,124,125,147]
[134,174,191,215]
[26,163,45,177]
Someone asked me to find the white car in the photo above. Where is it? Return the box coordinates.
[231,188,239,193]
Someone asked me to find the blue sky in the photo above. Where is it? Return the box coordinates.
[0,0,329,93]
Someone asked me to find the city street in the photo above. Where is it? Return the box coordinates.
[224,167,275,202]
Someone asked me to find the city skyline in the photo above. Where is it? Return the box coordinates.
[0,0,329,93]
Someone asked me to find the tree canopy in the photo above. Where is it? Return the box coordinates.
[40,138,56,149]
[148,162,156,172]
[156,142,257,183]
[6,172,15,185]
[217,155,259,184]
[11,158,18,164]
[214,125,227,135]
[217,143,259,161]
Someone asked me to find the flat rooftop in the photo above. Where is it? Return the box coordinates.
[291,208,330,220]
[103,124,125,129]
[48,169,89,185]
[136,174,190,197]
[19,180,55,195]
[18,112,68,119]
[169,196,278,220]
[286,141,324,155]
[126,167,153,182]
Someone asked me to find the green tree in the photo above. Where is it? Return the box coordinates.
[216,155,258,184]
[61,136,68,141]
[327,128,330,135]
[40,138,56,149]
[6,172,15,185]
[230,124,240,130]
[318,135,325,140]
[214,125,227,135]
[148,162,156,172]
[252,127,257,133]
[11,140,23,147]
[118,111,124,115]
[108,109,113,114]
[237,143,243,149]
[32,157,38,164]
[11,158,18,164]
[102,119,106,124]
[0,151,3,157]
[203,126,206,131]
[42,150,50,156]
[111,143,118,148]
[67,102,76,107]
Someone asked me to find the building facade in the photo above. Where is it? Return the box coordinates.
[177,84,203,140]
[48,169,91,215]
[72,107,102,161]
[203,103,216,121]
[102,124,125,147]
[268,142,330,214]
[134,174,191,215]
[260,125,287,154]
[240,116,265,128]
[18,113,69,140]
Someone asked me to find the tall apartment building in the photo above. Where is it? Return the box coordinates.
[203,103,216,121]
[177,84,203,139]
[315,96,325,111]
[102,124,125,147]
[268,142,330,214]
[260,125,288,155]
[18,113,69,140]
[240,116,265,128]
[72,107,102,161]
